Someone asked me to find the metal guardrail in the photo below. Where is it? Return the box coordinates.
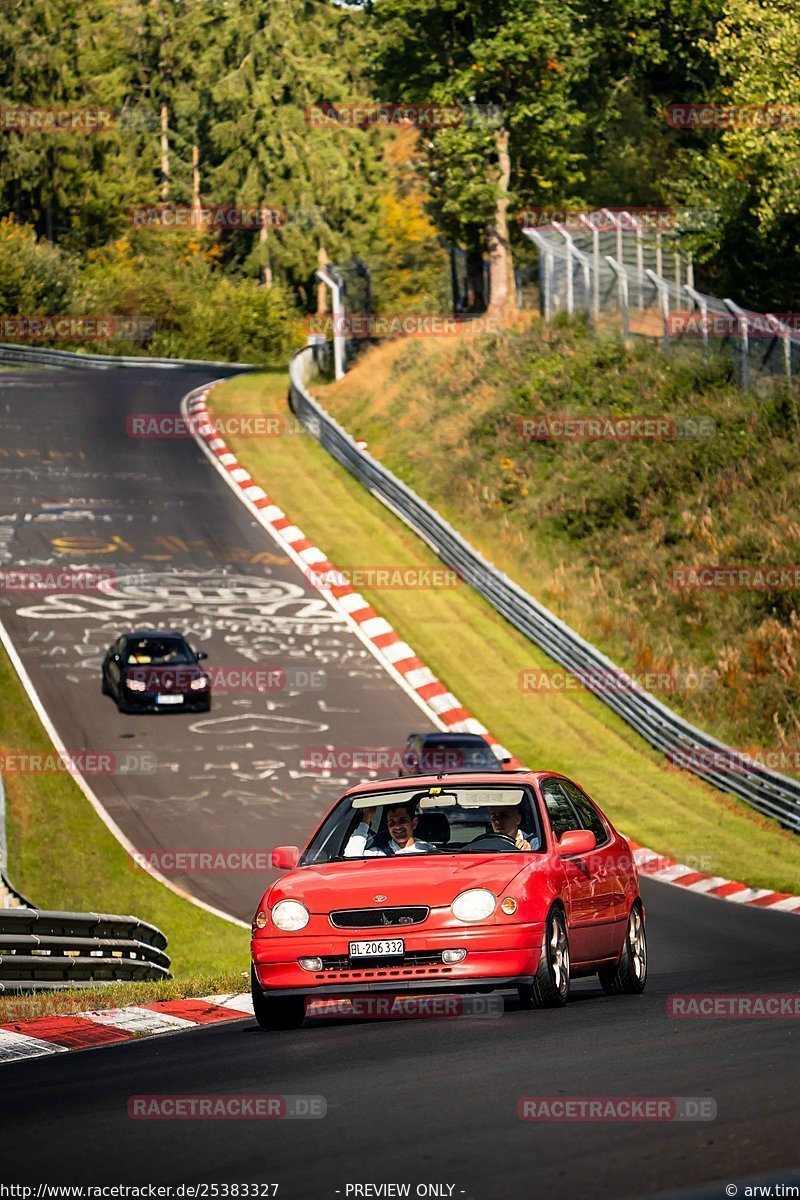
[0,907,170,991]
[0,341,256,372]
[289,345,800,835]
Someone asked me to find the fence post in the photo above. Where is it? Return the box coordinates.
[606,256,629,340]
[655,230,663,278]
[724,298,750,389]
[635,220,645,309]
[316,267,345,380]
[553,224,591,318]
[766,313,794,380]
[579,215,601,322]
[646,269,671,354]
[685,285,710,362]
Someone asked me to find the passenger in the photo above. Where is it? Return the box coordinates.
[344,801,437,857]
[489,804,538,850]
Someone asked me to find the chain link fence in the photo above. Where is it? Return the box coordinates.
[525,212,800,389]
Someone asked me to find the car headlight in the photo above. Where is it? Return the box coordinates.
[271,899,310,931]
[125,678,147,692]
[451,888,496,923]
[190,675,209,690]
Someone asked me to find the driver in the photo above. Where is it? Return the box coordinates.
[344,800,436,857]
[489,803,538,850]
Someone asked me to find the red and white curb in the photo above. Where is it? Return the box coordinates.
[629,840,800,914]
[182,383,515,766]
[183,382,800,921]
[0,993,254,1064]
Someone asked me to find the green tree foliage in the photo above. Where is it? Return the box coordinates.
[369,0,591,318]
[669,0,800,307]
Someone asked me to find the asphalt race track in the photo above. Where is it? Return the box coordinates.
[0,366,436,920]
[2,880,800,1198]
[1,368,799,1200]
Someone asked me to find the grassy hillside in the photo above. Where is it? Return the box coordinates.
[211,369,800,894]
[314,322,800,774]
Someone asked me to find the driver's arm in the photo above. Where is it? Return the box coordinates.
[343,808,381,857]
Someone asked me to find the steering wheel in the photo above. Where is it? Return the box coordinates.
[464,833,517,852]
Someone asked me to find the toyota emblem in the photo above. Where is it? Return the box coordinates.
[372,894,387,902]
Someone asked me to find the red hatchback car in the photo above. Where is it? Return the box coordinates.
[250,771,647,1029]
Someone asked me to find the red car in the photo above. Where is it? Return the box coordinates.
[250,771,647,1030]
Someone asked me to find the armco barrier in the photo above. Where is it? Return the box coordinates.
[0,341,255,371]
[288,345,800,835]
[0,907,170,991]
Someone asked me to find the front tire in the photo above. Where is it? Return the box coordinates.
[250,966,306,1031]
[518,907,570,1009]
[598,902,647,995]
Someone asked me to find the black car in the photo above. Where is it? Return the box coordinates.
[398,731,509,776]
[101,630,211,713]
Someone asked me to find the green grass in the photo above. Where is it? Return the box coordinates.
[210,368,800,896]
[0,972,249,1025]
[313,325,800,768]
[0,643,248,992]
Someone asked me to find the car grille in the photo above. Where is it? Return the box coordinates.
[320,950,443,970]
[310,950,458,983]
[330,906,429,929]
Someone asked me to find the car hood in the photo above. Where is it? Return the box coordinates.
[126,664,204,683]
[269,854,532,912]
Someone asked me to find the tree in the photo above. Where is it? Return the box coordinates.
[369,0,591,322]
[669,0,800,307]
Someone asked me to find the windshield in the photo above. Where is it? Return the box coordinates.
[126,637,192,665]
[301,783,543,864]
[418,740,502,772]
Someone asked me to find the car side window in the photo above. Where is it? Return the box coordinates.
[115,637,126,656]
[540,778,582,839]
[559,781,609,845]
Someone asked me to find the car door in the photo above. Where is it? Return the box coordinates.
[559,779,625,955]
[539,777,597,963]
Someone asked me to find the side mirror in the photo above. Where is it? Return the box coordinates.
[196,651,208,661]
[557,829,596,857]
[271,845,300,870]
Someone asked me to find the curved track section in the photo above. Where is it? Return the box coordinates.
[0,367,798,1199]
[1,881,799,1197]
[0,367,436,920]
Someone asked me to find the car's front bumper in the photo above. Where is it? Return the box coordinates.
[252,923,544,996]
[122,690,211,711]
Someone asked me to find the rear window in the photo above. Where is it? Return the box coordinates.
[420,739,501,772]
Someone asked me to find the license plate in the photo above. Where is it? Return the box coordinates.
[156,694,183,705]
[349,939,404,958]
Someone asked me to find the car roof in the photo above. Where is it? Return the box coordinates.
[413,732,497,746]
[343,770,560,796]
[124,630,186,640]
